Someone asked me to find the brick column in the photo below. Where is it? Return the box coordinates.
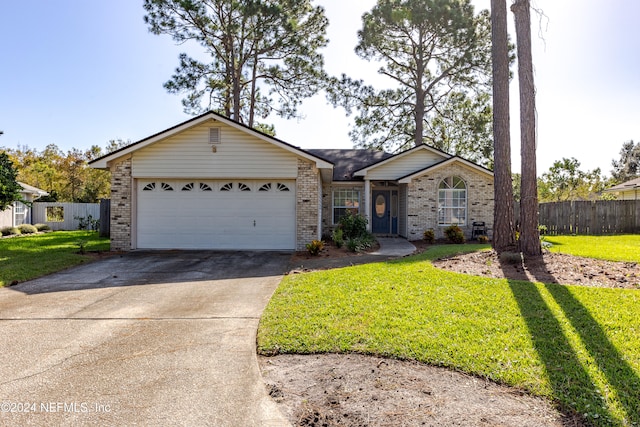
[110,157,132,251]
[296,158,320,250]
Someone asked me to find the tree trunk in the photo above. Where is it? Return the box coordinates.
[490,0,516,253]
[512,0,541,256]
[414,88,425,147]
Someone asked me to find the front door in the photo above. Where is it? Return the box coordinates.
[372,190,390,234]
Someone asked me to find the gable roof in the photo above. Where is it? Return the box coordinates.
[89,111,333,170]
[307,149,392,181]
[604,177,640,192]
[18,182,48,198]
[397,156,493,183]
[353,144,451,177]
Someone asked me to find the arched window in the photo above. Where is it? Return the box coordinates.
[438,176,467,226]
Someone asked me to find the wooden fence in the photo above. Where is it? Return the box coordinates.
[99,199,110,237]
[33,202,100,231]
[536,200,640,235]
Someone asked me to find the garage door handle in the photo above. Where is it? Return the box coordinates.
[253,220,256,227]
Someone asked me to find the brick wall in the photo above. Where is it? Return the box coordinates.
[110,157,132,251]
[296,158,320,250]
[320,183,365,237]
[406,163,494,241]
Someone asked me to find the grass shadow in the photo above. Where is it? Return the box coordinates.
[544,284,640,424]
[508,280,596,423]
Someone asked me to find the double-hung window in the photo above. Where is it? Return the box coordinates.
[13,202,26,226]
[438,177,467,226]
[333,188,360,224]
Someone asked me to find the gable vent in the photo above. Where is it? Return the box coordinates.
[209,127,221,144]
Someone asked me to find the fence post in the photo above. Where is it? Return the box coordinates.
[99,199,111,238]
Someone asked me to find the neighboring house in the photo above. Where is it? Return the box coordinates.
[603,177,640,200]
[0,182,49,228]
[89,111,494,251]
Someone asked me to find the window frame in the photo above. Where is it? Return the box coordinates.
[332,188,361,225]
[437,176,467,226]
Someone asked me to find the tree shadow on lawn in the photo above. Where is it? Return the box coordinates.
[506,257,640,425]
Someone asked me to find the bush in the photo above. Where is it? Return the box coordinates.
[75,214,100,231]
[1,227,21,236]
[444,225,465,244]
[346,233,376,253]
[331,228,344,248]
[18,224,38,234]
[477,234,489,244]
[423,229,435,244]
[34,223,51,231]
[306,239,324,256]
[338,211,368,240]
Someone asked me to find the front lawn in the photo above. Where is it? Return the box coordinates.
[258,245,640,426]
[544,234,640,262]
[0,231,110,287]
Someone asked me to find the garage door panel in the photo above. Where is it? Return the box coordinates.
[137,180,296,250]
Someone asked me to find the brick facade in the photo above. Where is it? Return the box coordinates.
[296,158,320,250]
[105,153,491,251]
[406,163,494,241]
[110,157,132,251]
[320,183,365,237]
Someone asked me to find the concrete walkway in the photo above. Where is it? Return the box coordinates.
[371,237,416,257]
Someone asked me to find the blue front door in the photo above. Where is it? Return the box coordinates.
[372,190,390,234]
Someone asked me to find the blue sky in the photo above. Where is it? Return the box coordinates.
[1,1,638,176]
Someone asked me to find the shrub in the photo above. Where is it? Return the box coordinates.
[18,224,38,234]
[444,225,465,244]
[538,224,548,235]
[1,227,21,236]
[331,228,344,248]
[306,239,324,256]
[75,214,100,231]
[339,211,368,240]
[423,229,435,244]
[34,223,51,231]
[76,238,88,255]
[477,234,489,244]
[346,233,376,253]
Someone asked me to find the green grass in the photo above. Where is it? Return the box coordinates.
[0,231,110,286]
[544,234,640,262]
[258,244,640,426]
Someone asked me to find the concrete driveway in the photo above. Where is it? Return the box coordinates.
[0,251,292,426]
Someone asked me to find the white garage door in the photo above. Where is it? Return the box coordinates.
[136,180,296,250]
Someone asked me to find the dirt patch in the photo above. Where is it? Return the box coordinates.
[431,249,640,290]
[264,242,635,426]
[260,353,581,426]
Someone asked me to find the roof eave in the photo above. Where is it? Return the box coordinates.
[398,157,493,183]
[88,111,334,170]
[353,144,451,176]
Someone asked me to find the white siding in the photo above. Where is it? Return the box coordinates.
[0,207,12,228]
[132,120,299,179]
[365,150,446,180]
[618,190,639,200]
